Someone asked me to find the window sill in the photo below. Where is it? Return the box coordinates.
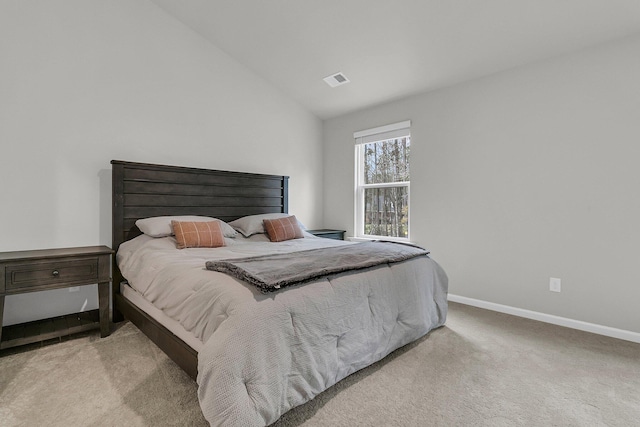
[347,236,416,245]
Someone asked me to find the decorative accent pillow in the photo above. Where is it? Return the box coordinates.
[136,216,237,238]
[228,213,305,237]
[263,215,304,242]
[171,221,226,249]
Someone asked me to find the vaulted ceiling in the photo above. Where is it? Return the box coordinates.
[150,0,640,119]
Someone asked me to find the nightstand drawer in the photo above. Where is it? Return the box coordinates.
[5,258,99,291]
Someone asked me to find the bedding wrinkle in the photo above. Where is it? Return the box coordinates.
[287,311,297,339]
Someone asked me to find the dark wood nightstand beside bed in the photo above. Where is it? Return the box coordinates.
[0,245,113,350]
[306,229,346,240]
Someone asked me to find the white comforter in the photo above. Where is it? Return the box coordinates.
[117,234,448,426]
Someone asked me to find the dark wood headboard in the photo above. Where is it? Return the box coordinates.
[111,159,289,303]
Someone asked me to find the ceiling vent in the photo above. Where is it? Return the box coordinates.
[323,72,350,88]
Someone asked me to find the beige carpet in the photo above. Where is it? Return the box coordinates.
[1,302,639,426]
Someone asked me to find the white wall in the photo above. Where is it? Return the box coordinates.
[0,1,323,325]
[323,34,640,333]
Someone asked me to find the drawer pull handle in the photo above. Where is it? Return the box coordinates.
[52,270,60,277]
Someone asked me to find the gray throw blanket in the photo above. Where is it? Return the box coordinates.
[205,241,429,292]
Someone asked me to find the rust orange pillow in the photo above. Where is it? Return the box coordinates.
[171,220,226,249]
[263,215,304,242]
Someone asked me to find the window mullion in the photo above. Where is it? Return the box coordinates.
[361,182,409,189]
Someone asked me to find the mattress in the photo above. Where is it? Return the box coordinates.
[120,281,204,353]
[117,233,448,426]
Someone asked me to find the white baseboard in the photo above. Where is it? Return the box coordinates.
[448,294,640,344]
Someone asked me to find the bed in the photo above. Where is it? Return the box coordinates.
[111,160,448,426]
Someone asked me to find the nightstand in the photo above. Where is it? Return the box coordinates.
[306,229,346,240]
[0,245,113,350]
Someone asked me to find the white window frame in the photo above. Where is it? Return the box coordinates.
[354,120,411,241]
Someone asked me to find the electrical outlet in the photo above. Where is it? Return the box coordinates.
[68,286,80,292]
[549,277,561,293]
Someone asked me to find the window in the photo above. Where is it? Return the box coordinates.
[354,121,410,240]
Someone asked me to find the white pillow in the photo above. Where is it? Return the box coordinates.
[136,216,237,238]
[228,213,305,237]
